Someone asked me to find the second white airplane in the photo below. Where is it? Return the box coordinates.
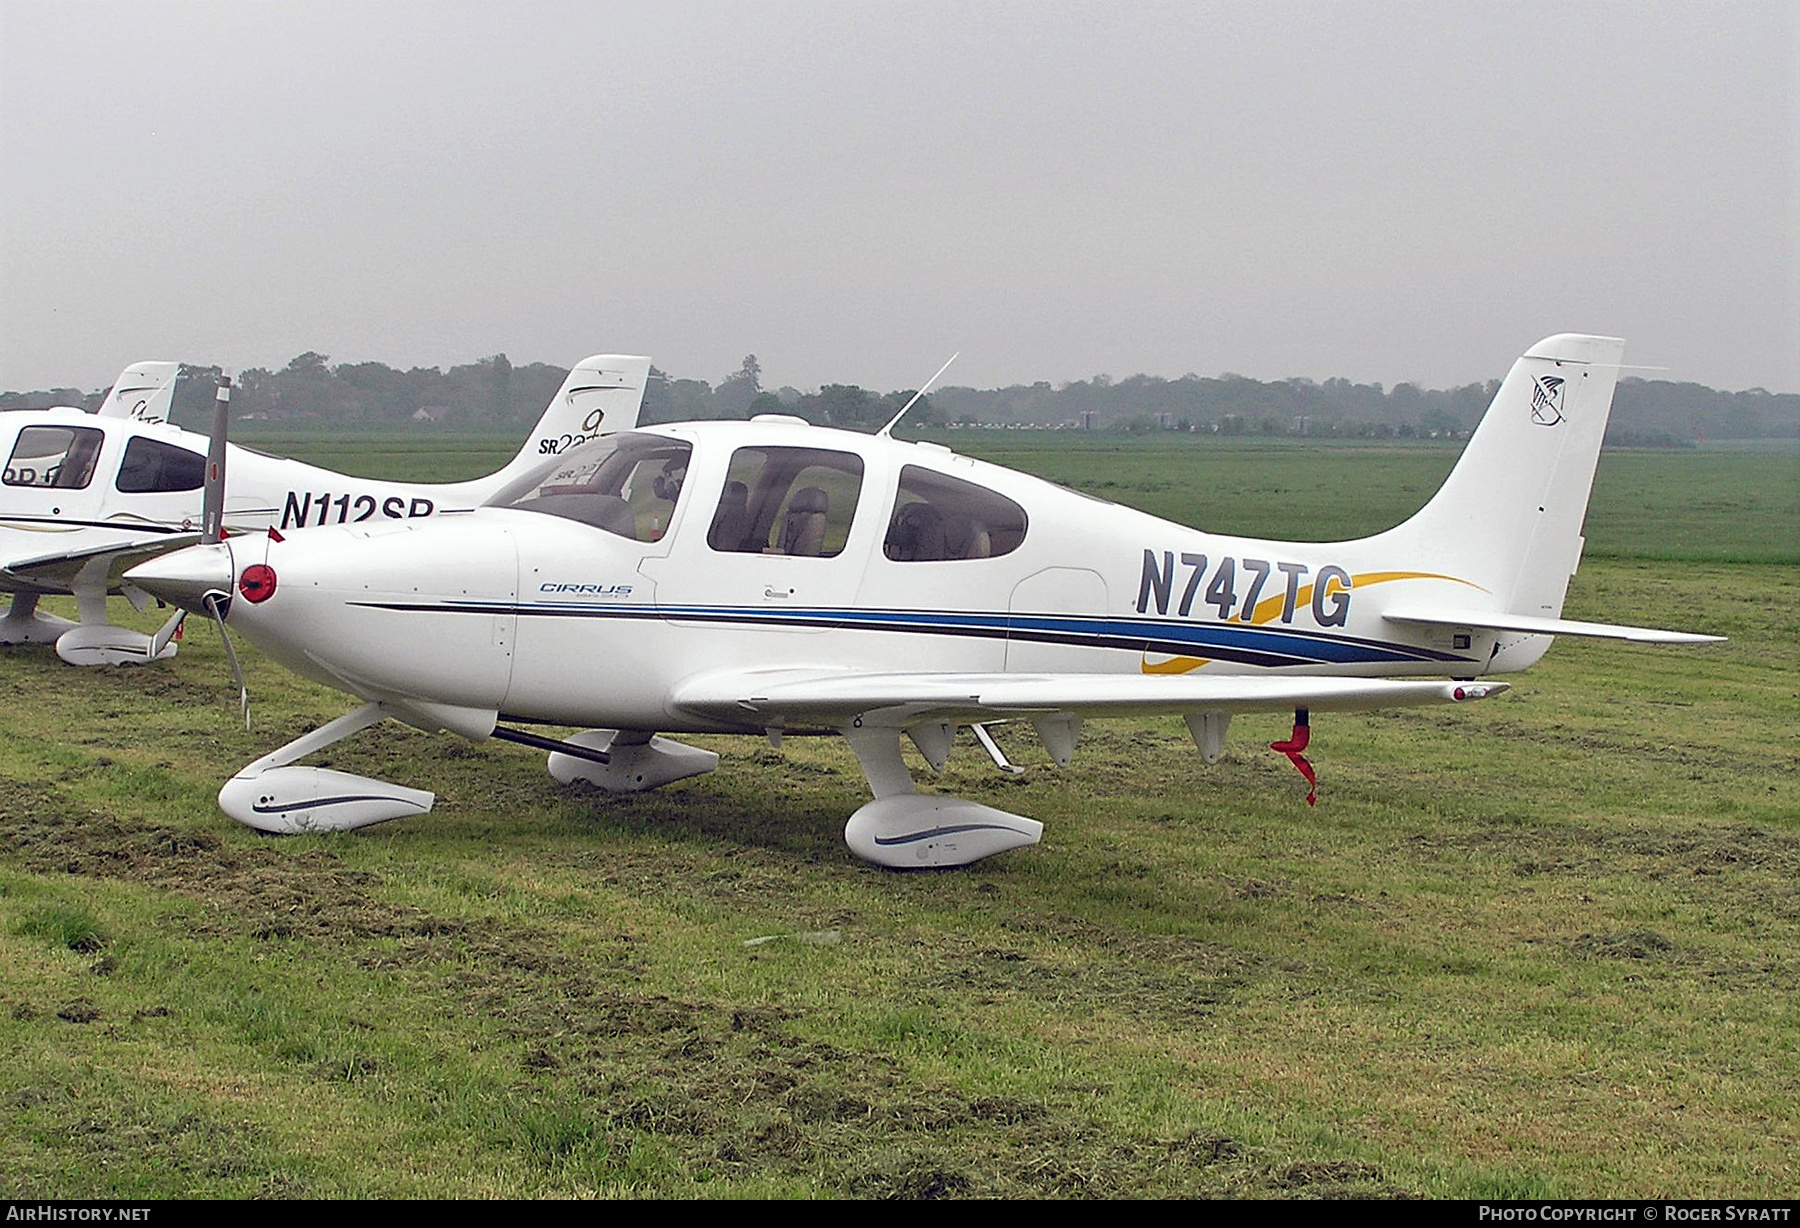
[128,334,1720,868]
[2,355,649,664]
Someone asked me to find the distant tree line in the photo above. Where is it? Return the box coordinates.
[0,351,572,431]
[4,351,1794,442]
[642,355,939,429]
[932,374,1800,443]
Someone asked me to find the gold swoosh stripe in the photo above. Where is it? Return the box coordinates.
[1235,569,1488,625]
[1140,654,1211,675]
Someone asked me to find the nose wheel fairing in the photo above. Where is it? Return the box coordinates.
[221,766,434,834]
[216,704,437,834]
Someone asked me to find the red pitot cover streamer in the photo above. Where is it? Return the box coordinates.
[1269,717,1317,807]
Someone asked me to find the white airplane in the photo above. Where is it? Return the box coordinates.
[2,354,650,665]
[127,334,1721,869]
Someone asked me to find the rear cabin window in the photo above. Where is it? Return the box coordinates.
[502,433,693,541]
[883,465,1027,561]
[707,446,864,558]
[115,437,206,493]
[4,425,104,489]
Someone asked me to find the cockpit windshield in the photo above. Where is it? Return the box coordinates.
[493,432,693,542]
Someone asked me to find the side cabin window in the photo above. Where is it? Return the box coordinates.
[4,425,104,489]
[883,465,1027,561]
[502,432,693,541]
[115,437,206,493]
[707,446,864,558]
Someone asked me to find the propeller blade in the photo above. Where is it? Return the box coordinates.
[201,372,232,545]
[146,608,187,659]
[205,591,249,730]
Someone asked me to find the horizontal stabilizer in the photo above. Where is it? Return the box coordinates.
[1383,606,1724,645]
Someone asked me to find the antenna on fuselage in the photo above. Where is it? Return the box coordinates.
[875,352,959,439]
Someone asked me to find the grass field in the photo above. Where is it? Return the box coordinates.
[2,436,1795,1198]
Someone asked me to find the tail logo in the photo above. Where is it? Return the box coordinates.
[1530,375,1566,426]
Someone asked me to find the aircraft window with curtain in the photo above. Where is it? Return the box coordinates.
[115,437,206,493]
[883,465,1028,561]
[502,432,693,541]
[4,425,105,490]
[707,446,864,557]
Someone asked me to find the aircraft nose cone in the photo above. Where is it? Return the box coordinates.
[125,543,235,614]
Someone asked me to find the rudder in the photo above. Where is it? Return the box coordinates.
[1370,334,1624,621]
[474,354,651,496]
[95,362,180,421]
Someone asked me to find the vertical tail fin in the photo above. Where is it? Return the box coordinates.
[471,354,651,496]
[94,361,180,421]
[1371,334,1624,620]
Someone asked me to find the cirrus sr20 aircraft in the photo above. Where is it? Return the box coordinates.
[127,334,1721,868]
[1,355,649,664]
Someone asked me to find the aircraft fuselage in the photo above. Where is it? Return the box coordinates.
[209,417,1512,736]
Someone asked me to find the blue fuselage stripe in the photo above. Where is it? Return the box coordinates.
[350,599,1472,669]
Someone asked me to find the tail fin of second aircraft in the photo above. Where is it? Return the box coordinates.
[466,354,652,498]
[95,362,181,421]
[1363,334,1625,622]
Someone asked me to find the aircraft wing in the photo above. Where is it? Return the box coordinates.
[1381,606,1724,644]
[1,530,200,594]
[671,668,1506,728]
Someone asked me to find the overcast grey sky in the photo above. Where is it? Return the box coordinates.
[2,0,1795,396]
